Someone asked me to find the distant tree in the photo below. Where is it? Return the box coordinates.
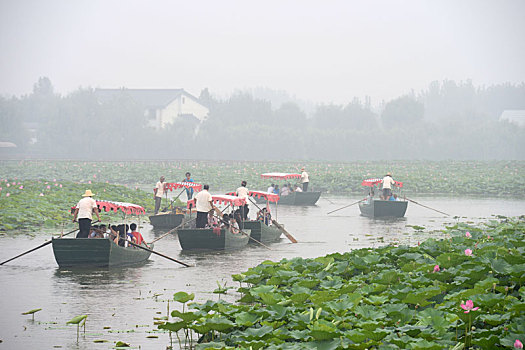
[381,96,424,126]
[273,102,306,128]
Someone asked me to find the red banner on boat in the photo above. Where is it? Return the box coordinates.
[187,194,247,209]
[361,178,403,188]
[165,182,202,192]
[261,172,301,180]
[225,190,280,203]
[71,200,146,215]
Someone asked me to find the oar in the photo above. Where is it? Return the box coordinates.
[149,217,197,244]
[326,199,365,215]
[405,197,450,216]
[110,232,191,267]
[271,220,298,243]
[248,198,297,243]
[0,220,99,266]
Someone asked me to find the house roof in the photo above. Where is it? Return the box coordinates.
[94,88,201,109]
[499,110,525,127]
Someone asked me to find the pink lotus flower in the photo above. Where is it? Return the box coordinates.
[465,231,471,238]
[19,185,23,189]
[465,249,473,256]
[59,184,62,188]
[6,193,10,197]
[39,193,44,196]
[6,183,10,187]
[88,180,92,184]
[460,300,479,313]
[93,174,97,178]
[433,265,440,272]
[46,185,51,189]
[53,178,56,182]
[515,339,523,349]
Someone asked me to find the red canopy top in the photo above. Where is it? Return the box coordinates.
[187,194,247,209]
[72,200,146,215]
[165,182,202,192]
[361,178,403,188]
[261,172,301,180]
[226,190,280,203]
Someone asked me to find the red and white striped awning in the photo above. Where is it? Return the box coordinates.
[187,194,247,209]
[72,200,146,215]
[261,172,301,180]
[225,190,280,203]
[361,178,403,188]
[165,182,202,192]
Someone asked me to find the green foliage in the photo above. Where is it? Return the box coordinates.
[157,217,525,349]
[0,177,153,232]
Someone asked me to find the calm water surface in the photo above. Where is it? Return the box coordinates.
[1,196,524,349]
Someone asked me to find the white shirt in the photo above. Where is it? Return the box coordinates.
[77,197,97,220]
[295,187,303,192]
[382,176,395,189]
[155,181,165,198]
[301,171,309,183]
[267,186,274,193]
[236,186,249,200]
[195,190,213,212]
[280,186,290,196]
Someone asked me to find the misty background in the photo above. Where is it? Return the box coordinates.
[1,0,524,160]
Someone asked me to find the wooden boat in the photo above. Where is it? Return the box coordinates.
[179,194,250,250]
[358,199,408,218]
[149,211,187,229]
[177,228,251,250]
[241,220,281,243]
[358,178,408,218]
[52,237,153,267]
[256,172,321,206]
[61,200,152,267]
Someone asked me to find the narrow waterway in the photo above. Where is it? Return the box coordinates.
[0,196,523,349]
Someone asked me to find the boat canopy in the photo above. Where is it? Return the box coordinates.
[261,172,301,180]
[72,200,146,215]
[226,190,280,203]
[361,178,403,188]
[166,181,203,192]
[187,194,247,209]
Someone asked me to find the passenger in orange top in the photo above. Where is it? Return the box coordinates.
[129,223,150,248]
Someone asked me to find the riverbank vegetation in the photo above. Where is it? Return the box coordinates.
[0,179,153,232]
[158,217,525,349]
[1,160,524,197]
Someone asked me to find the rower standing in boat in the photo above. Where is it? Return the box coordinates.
[381,172,395,200]
[194,184,214,228]
[183,172,195,200]
[72,190,101,238]
[236,180,250,220]
[300,168,309,192]
[154,176,167,215]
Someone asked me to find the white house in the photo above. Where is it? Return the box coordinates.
[95,88,209,130]
[499,110,525,128]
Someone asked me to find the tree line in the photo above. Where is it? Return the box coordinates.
[1,77,524,160]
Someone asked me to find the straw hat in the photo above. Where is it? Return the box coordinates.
[386,172,392,176]
[82,189,95,197]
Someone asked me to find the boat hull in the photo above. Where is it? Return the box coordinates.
[255,191,321,206]
[359,200,408,218]
[52,238,152,267]
[149,213,186,229]
[177,228,250,250]
[241,220,281,243]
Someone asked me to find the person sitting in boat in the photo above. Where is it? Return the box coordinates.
[109,225,121,245]
[294,185,303,192]
[273,185,279,195]
[206,209,219,228]
[267,184,275,194]
[233,209,243,228]
[257,208,271,225]
[228,215,240,234]
[89,224,106,238]
[129,223,150,248]
[280,184,290,196]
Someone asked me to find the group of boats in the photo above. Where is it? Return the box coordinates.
[26,172,408,268]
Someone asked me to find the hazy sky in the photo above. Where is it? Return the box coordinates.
[1,0,524,104]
